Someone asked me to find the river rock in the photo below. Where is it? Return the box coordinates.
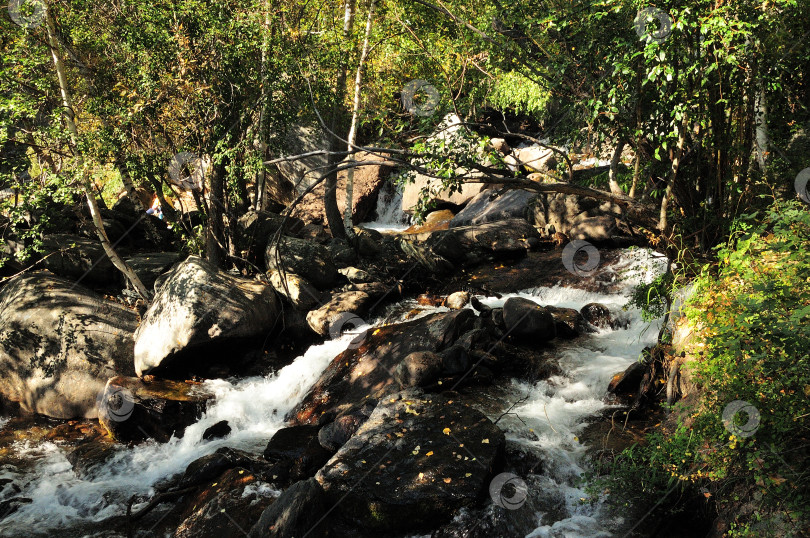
[134,256,280,377]
[305,291,371,336]
[40,234,117,285]
[394,351,444,388]
[263,425,333,486]
[580,302,613,329]
[546,305,588,339]
[268,270,320,310]
[398,239,455,276]
[202,420,232,441]
[502,297,556,341]
[317,414,364,452]
[248,478,328,538]
[507,146,557,173]
[238,210,305,259]
[0,273,137,419]
[338,266,374,283]
[444,291,471,309]
[288,309,476,424]
[265,236,338,289]
[427,219,541,267]
[175,466,276,538]
[123,252,183,290]
[568,215,618,242]
[449,189,536,228]
[97,376,213,443]
[315,390,505,533]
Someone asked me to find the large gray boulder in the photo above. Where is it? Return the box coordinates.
[0,273,138,418]
[449,189,536,227]
[502,297,556,341]
[134,256,280,376]
[265,236,338,290]
[40,234,117,285]
[315,390,505,533]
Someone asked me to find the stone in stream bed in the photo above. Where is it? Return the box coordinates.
[133,256,281,378]
[287,308,476,425]
[97,376,213,443]
[502,297,556,341]
[0,272,138,419]
[261,425,333,487]
[202,420,231,441]
[315,390,505,533]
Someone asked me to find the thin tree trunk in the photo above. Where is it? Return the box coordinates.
[205,157,227,268]
[45,8,150,300]
[343,0,376,237]
[608,137,625,196]
[255,0,272,211]
[324,0,357,240]
[659,119,688,231]
[629,95,643,198]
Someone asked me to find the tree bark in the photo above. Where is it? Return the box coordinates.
[659,119,688,231]
[45,8,151,300]
[343,0,376,237]
[608,137,625,196]
[324,0,357,240]
[205,157,227,268]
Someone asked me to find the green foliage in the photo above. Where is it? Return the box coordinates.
[487,70,552,118]
[601,200,810,534]
[624,270,675,322]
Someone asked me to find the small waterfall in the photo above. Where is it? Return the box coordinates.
[362,180,409,232]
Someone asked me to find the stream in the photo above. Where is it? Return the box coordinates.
[0,244,666,537]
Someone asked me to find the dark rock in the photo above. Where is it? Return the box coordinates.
[238,210,304,248]
[123,252,183,290]
[502,297,556,341]
[546,305,587,339]
[608,360,648,397]
[263,425,333,485]
[97,376,214,443]
[398,239,455,276]
[318,414,364,451]
[441,345,471,375]
[133,256,281,377]
[248,478,328,538]
[449,189,537,228]
[580,302,613,329]
[40,234,117,285]
[315,390,505,533]
[265,236,338,289]
[203,420,232,441]
[305,291,371,336]
[394,351,444,388]
[175,467,275,538]
[327,238,358,266]
[338,266,374,283]
[177,447,263,490]
[0,272,137,419]
[568,215,618,242]
[289,309,476,425]
[470,295,492,317]
[428,219,541,267]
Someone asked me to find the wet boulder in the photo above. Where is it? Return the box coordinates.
[546,305,589,339]
[317,414,365,452]
[305,291,371,336]
[202,420,232,441]
[265,236,338,289]
[288,309,476,425]
[427,219,541,267]
[134,256,281,377]
[502,297,556,341]
[0,273,137,419]
[262,425,333,487]
[449,189,536,228]
[444,291,471,309]
[393,351,444,388]
[580,302,614,329]
[248,478,328,538]
[174,467,276,538]
[97,376,213,443]
[315,390,505,533]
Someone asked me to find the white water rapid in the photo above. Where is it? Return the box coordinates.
[0,249,667,537]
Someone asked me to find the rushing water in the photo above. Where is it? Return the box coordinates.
[360,180,410,233]
[0,248,667,537]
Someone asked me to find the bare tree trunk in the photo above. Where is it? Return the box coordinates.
[343,0,376,237]
[608,137,625,196]
[659,119,688,231]
[45,8,150,300]
[206,158,227,268]
[324,0,357,240]
[629,97,643,199]
[255,0,273,211]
